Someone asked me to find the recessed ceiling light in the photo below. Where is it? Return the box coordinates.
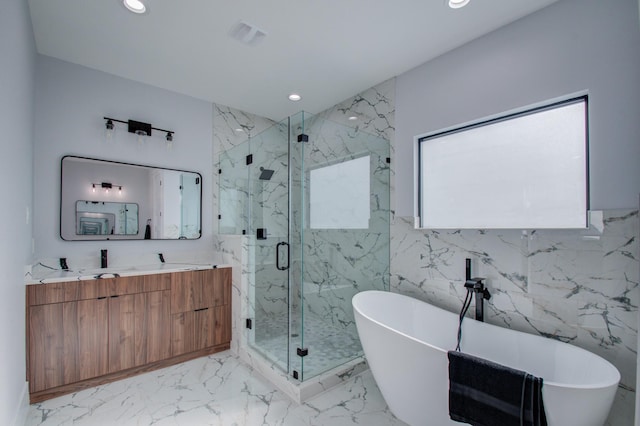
[123,0,146,14]
[288,93,301,102]
[234,128,244,132]
[448,0,470,9]
[348,116,358,121]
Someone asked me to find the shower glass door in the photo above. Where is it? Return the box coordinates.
[290,112,390,380]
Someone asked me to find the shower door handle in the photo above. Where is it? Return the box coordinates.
[276,242,289,271]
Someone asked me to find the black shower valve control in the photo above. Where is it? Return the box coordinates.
[464,278,491,300]
[464,277,485,290]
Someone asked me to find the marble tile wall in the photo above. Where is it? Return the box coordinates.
[289,113,391,338]
[390,211,639,417]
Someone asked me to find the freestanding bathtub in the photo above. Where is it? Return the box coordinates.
[353,291,620,426]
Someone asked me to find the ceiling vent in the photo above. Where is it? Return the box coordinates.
[229,20,267,46]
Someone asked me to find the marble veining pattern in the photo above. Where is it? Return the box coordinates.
[26,351,403,426]
[391,209,638,422]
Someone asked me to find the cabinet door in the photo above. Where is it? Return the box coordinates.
[207,268,231,307]
[29,299,109,392]
[213,304,231,346]
[170,308,215,356]
[108,295,136,373]
[134,290,171,365]
[171,271,206,313]
[171,269,231,313]
[109,291,171,371]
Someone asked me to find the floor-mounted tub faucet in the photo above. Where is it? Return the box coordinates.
[464,258,491,322]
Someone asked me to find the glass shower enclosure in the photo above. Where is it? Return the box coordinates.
[219,111,390,381]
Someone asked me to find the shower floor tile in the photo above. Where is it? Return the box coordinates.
[254,312,362,378]
[25,351,406,426]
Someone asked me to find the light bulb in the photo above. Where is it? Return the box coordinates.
[123,0,146,14]
[448,0,470,9]
[104,119,115,142]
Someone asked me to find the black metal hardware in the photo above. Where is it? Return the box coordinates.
[463,258,491,322]
[218,214,222,220]
[276,242,290,271]
[257,228,268,240]
[128,119,153,136]
[97,296,107,300]
[104,117,174,140]
[110,295,119,298]
[386,157,391,163]
[292,370,299,380]
[465,258,471,281]
[59,258,69,270]
[297,134,309,143]
[218,169,222,174]
[246,154,253,165]
[101,249,108,268]
[246,318,253,329]
[158,253,165,263]
[194,307,209,312]
[242,229,246,235]
[297,347,309,357]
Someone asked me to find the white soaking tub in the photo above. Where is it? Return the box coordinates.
[353,290,620,426]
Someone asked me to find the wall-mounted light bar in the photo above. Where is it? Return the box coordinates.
[103,117,174,147]
[92,182,122,194]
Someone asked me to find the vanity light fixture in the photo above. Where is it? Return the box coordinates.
[103,117,175,148]
[91,182,123,195]
[123,0,146,14]
[448,0,470,9]
[104,119,115,141]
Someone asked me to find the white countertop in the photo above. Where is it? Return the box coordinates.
[26,262,232,285]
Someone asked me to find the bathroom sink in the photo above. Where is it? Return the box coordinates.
[78,266,138,276]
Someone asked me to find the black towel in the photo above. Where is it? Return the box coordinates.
[448,351,547,426]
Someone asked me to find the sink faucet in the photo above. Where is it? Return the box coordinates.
[101,249,108,268]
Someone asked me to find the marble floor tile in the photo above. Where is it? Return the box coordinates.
[25,351,406,426]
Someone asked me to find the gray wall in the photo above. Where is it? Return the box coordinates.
[0,0,36,423]
[395,0,640,216]
[33,56,214,261]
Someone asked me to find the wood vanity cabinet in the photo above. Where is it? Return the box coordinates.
[26,267,231,403]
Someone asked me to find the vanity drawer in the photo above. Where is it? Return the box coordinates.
[170,269,229,314]
[28,280,108,305]
[28,274,172,305]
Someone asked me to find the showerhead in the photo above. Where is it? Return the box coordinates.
[259,167,274,181]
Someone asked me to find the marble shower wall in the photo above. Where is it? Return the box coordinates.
[391,210,639,390]
[289,113,391,336]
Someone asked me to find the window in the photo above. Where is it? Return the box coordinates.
[418,96,588,229]
[310,155,370,229]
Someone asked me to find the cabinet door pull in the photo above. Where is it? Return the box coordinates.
[110,295,119,298]
[194,307,209,312]
[97,296,107,300]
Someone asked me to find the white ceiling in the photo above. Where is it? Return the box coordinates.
[28,0,560,121]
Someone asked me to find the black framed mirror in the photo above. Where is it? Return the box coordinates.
[60,156,202,241]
